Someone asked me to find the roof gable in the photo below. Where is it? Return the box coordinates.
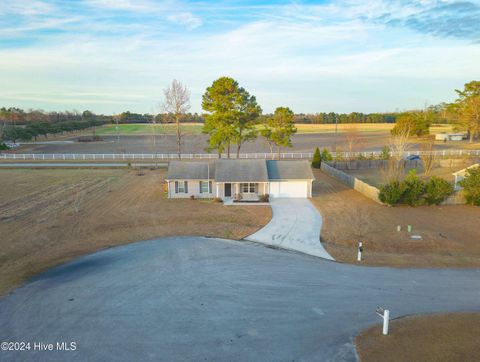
[166,161,214,180]
[267,160,315,180]
[214,159,269,182]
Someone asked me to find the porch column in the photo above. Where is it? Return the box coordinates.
[216,183,220,198]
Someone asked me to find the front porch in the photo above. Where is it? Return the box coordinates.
[216,182,268,202]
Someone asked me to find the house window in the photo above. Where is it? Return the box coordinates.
[240,183,256,193]
[200,181,212,193]
[175,181,187,193]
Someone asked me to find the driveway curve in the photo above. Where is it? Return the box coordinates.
[246,198,334,260]
[1,236,479,361]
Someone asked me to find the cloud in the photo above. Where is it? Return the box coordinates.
[83,0,156,12]
[381,1,480,41]
[167,12,202,29]
[0,0,56,16]
[0,0,478,113]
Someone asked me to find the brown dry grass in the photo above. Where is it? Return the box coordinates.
[311,169,480,268]
[356,313,480,362]
[0,169,271,296]
[345,165,457,187]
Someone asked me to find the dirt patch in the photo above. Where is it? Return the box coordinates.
[356,313,480,362]
[311,169,480,268]
[0,169,271,296]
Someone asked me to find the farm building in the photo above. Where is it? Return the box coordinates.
[435,133,467,141]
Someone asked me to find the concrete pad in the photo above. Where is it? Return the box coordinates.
[246,198,334,260]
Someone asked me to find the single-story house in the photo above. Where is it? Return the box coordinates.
[165,159,315,200]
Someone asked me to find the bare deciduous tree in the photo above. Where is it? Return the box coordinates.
[348,205,374,242]
[344,124,361,160]
[421,137,436,177]
[343,124,365,169]
[162,79,191,158]
[386,124,411,181]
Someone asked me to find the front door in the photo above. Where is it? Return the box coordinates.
[224,183,232,197]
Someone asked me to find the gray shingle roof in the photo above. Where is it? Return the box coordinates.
[166,161,214,180]
[214,159,269,182]
[266,160,315,180]
[166,160,314,181]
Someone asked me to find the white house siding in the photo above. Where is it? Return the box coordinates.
[216,182,268,198]
[167,180,214,199]
[168,181,311,199]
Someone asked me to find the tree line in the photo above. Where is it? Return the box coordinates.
[391,81,479,142]
[294,112,397,124]
[1,79,478,148]
[0,107,402,128]
[0,109,108,143]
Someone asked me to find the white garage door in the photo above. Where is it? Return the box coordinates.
[269,181,308,198]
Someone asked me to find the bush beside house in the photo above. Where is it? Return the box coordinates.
[379,181,405,206]
[379,171,454,206]
[425,177,454,205]
[460,167,480,206]
[401,170,426,206]
[321,148,333,162]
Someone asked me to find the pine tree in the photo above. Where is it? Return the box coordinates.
[312,147,321,168]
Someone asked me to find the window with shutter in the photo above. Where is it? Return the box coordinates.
[200,181,209,193]
[177,181,186,193]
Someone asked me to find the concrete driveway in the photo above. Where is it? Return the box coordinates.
[1,237,479,361]
[246,198,334,260]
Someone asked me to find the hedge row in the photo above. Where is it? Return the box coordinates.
[379,170,454,206]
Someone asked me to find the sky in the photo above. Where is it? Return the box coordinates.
[0,0,479,115]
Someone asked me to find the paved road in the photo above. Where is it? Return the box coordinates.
[1,237,479,361]
[247,198,334,260]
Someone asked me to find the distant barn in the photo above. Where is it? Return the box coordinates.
[435,133,467,141]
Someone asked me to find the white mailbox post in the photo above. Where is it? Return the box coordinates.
[376,307,390,335]
[357,242,363,261]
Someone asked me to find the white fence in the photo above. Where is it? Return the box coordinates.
[0,152,312,161]
[1,149,480,161]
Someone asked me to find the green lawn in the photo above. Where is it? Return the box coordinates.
[93,123,453,136]
[95,123,204,135]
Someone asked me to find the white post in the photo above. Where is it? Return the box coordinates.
[383,310,390,335]
[357,242,363,261]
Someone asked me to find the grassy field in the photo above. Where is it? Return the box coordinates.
[0,169,271,296]
[95,123,204,135]
[94,122,397,136]
[356,313,480,362]
[92,122,454,136]
[311,169,480,268]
